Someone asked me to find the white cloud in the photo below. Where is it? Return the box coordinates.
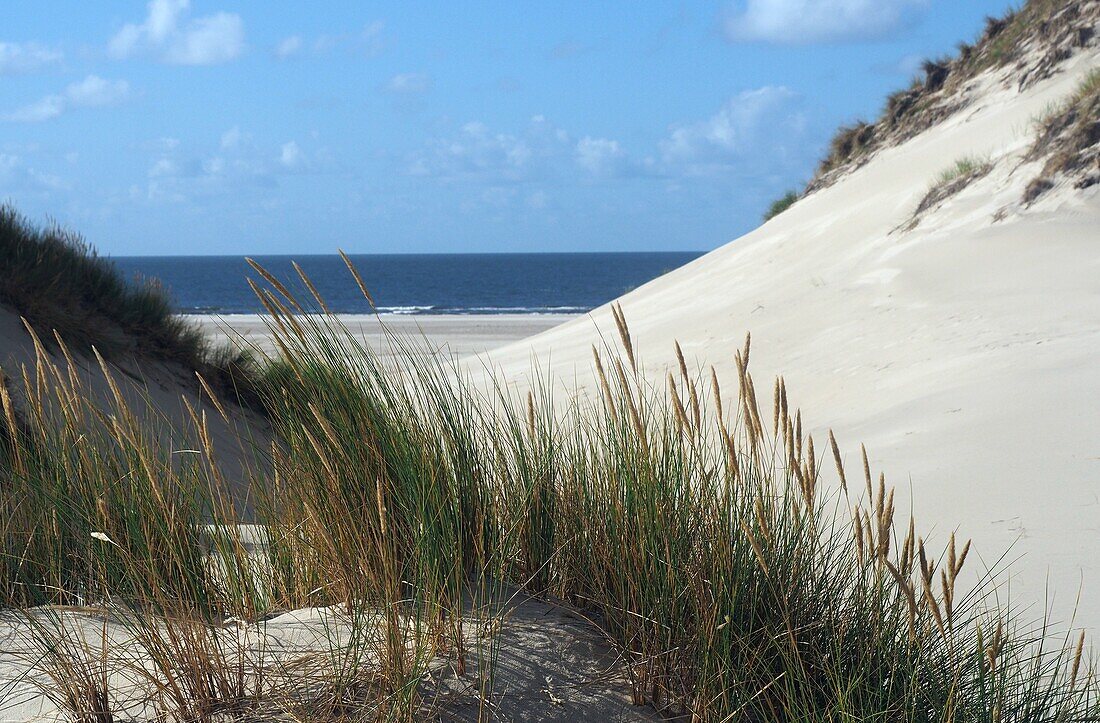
[526,190,549,209]
[890,53,925,77]
[220,126,245,149]
[411,120,537,181]
[165,12,243,64]
[575,137,630,176]
[279,141,304,168]
[724,0,928,44]
[385,72,432,95]
[3,75,130,122]
[109,0,244,65]
[361,21,386,57]
[4,97,66,123]
[65,75,131,107]
[660,86,804,171]
[275,35,302,59]
[109,0,186,57]
[0,42,63,75]
[143,129,330,202]
[0,153,69,191]
[148,157,178,178]
[202,156,225,175]
[408,115,652,190]
[289,21,387,59]
[407,92,812,197]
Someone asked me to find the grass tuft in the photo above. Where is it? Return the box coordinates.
[1023,67,1100,203]
[763,190,799,222]
[933,155,993,186]
[1,252,1099,720]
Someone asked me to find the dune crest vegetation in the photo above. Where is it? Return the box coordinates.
[807,0,1098,193]
[1023,67,1100,203]
[0,206,259,405]
[763,190,799,222]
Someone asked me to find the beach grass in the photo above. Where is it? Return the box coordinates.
[809,0,1091,190]
[1023,67,1100,204]
[933,155,993,187]
[0,205,262,407]
[1,257,1098,721]
[763,190,799,222]
[0,205,205,366]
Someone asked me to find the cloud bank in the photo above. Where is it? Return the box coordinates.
[724,0,928,44]
[109,0,244,65]
[3,75,130,123]
[0,42,63,75]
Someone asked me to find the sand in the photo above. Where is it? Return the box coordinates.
[190,313,575,362]
[0,591,658,722]
[475,48,1100,633]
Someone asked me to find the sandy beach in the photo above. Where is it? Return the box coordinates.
[190,313,577,362]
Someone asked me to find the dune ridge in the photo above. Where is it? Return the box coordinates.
[479,29,1100,631]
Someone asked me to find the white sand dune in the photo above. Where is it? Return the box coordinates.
[478,49,1100,631]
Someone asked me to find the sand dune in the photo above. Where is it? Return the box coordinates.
[0,308,268,513]
[477,49,1100,631]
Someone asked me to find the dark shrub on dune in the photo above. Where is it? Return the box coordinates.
[0,205,205,365]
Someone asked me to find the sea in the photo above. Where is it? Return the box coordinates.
[113,252,703,316]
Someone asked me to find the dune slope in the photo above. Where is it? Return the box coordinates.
[479,42,1100,629]
[0,305,268,512]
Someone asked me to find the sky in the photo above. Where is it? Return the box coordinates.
[0,0,1012,256]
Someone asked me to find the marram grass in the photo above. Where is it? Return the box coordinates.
[0,259,1097,721]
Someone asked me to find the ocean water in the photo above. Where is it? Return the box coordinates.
[113,252,703,315]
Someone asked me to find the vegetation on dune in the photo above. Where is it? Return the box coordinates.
[933,155,994,187]
[808,0,1098,192]
[0,205,261,406]
[902,155,996,228]
[816,121,876,178]
[762,190,799,222]
[0,206,204,365]
[1023,68,1100,203]
[1,258,1098,721]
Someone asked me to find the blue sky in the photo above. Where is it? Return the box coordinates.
[1,0,1010,255]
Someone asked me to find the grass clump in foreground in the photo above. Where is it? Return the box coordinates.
[1,257,1098,721]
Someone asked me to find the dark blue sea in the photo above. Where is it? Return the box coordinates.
[113,253,703,315]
